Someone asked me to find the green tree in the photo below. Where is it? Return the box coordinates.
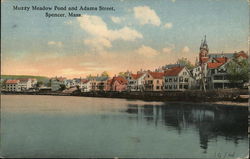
[101,71,109,77]
[59,84,66,91]
[118,72,129,77]
[177,57,194,69]
[36,81,44,88]
[227,59,249,86]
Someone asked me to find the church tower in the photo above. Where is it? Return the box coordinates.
[199,35,209,65]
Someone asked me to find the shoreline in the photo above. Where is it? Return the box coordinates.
[1,91,248,107]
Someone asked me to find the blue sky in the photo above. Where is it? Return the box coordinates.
[1,0,249,78]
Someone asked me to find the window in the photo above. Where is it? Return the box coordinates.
[174,78,177,82]
[184,78,189,82]
[211,69,215,74]
[156,86,160,89]
[165,79,169,82]
[157,80,159,84]
[179,77,183,82]
[184,85,188,89]
[169,78,172,82]
[179,85,183,89]
[174,85,177,89]
[169,85,172,89]
[183,72,187,75]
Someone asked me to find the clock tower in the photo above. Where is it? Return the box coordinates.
[199,35,209,65]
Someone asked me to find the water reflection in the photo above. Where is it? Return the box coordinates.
[125,103,248,152]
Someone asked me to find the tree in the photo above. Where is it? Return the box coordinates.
[36,81,44,88]
[101,71,109,77]
[177,57,194,69]
[227,59,249,86]
[118,72,129,77]
[59,84,66,91]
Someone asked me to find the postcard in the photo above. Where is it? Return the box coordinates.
[1,0,249,158]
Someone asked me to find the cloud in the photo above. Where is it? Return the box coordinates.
[162,47,172,54]
[48,41,63,47]
[110,16,122,24]
[84,38,112,50]
[77,15,142,42]
[171,0,176,3]
[136,45,160,57]
[77,15,142,51]
[182,46,190,53]
[133,6,161,26]
[164,22,173,29]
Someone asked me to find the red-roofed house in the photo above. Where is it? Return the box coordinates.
[213,57,228,63]
[110,76,128,92]
[207,62,224,69]
[5,80,21,92]
[143,72,164,91]
[164,66,194,91]
[79,79,92,92]
[127,73,147,91]
[207,60,240,89]
[234,51,248,60]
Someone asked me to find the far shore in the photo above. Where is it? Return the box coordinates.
[1,91,249,107]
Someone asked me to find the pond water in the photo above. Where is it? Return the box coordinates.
[0,95,248,158]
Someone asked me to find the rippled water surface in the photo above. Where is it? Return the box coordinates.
[0,95,248,158]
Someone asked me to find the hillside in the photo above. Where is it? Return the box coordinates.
[1,75,50,83]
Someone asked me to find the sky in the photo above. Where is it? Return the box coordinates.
[1,0,249,78]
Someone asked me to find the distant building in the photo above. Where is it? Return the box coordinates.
[80,80,92,92]
[143,72,164,91]
[51,77,67,91]
[17,78,32,91]
[109,76,128,92]
[127,73,146,91]
[5,80,21,92]
[164,66,194,91]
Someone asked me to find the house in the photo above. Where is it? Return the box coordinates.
[5,80,21,92]
[233,51,248,61]
[127,73,146,91]
[143,72,164,91]
[95,76,110,91]
[110,76,128,92]
[206,60,243,89]
[51,77,67,91]
[18,78,32,91]
[79,79,92,92]
[31,78,38,87]
[164,66,194,91]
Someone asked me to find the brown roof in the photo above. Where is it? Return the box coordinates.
[207,62,223,69]
[5,79,20,84]
[214,57,228,63]
[148,72,165,79]
[131,73,143,80]
[80,79,89,84]
[112,76,128,84]
[164,67,184,76]
[235,51,248,59]
[17,78,30,82]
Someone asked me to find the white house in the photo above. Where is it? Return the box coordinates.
[127,73,146,91]
[18,78,32,91]
[80,79,92,92]
[164,66,194,91]
[5,80,21,92]
[51,77,67,91]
